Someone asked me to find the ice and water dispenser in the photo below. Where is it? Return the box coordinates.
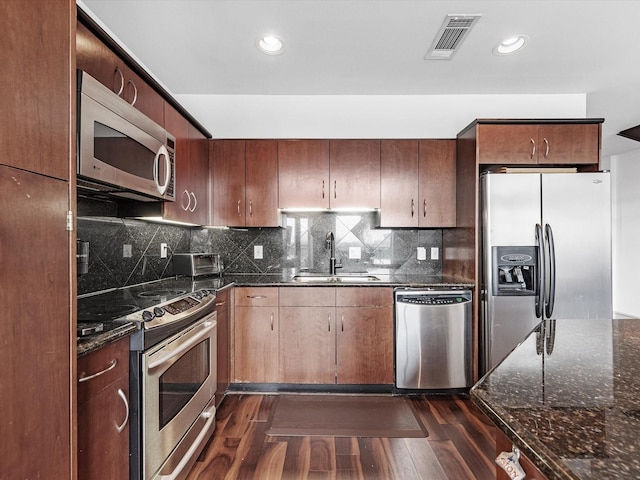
[492,246,537,296]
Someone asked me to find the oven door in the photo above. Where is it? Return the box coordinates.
[143,313,217,480]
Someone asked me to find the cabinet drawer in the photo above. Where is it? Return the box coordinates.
[235,287,278,307]
[336,287,393,307]
[78,336,129,406]
[279,286,335,306]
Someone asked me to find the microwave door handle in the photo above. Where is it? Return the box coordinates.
[154,144,171,195]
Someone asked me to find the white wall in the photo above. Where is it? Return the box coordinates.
[610,149,640,318]
[175,94,586,139]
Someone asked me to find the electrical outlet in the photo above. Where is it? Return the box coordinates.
[349,246,361,259]
[417,247,427,261]
[254,245,263,259]
[160,243,168,259]
[431,247,439,260]
[123,244,132,258]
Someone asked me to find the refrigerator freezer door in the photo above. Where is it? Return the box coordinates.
[481,173,542,372]
[541,173,612,319]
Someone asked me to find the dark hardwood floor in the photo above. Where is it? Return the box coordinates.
[186,393,497,480]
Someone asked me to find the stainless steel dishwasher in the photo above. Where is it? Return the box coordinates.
[395,289,473,390]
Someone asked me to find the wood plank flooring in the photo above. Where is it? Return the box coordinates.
[186,394,497,480]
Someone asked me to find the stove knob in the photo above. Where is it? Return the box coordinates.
[193,291,202,300]
[142,310,155,322]
[200,289,209,297]
[153,307,165,317]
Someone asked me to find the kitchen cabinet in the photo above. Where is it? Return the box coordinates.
[380,139,456,227]
[211,140,279,227]
[278,139,381,209]
[233,287,279,383]
[278,286,393,385]
[77,21,165,126]
[162,103,209,225]
[2,1,73,476]
[77,337,130,480]
[476,122,601,165]
[279,287,336,384]
[3,0,71,179]
[336,287,394,384]
[214,288,231,405]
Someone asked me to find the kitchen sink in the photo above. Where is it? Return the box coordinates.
[291,274,381,283]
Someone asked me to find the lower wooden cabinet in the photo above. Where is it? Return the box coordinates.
[77,336,130,480]
[233,287,279,383]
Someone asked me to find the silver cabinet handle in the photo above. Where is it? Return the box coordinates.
[270,312,274,331]
[78,358,117,383]
[189,192,197,212]
[215,300,226,307]
[249,199,253,217]
[127,79,138,106]
[334,180,337,199]
[116,388,129,433]
[411,199,415,217]
[328,313,332,332]
[181,189,191,211]
[114,66,124,96]
[247,295,267,299]
[543,137,550,158]
[237,199,241,216]
[530,138,536,159]
[423,199,427,218]
[322,180,325,199]
[341,313,344,332]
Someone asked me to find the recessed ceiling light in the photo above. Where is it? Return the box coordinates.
[256,35,285,55]
[493,35,529,55]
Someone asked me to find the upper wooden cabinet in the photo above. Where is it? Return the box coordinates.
[76,21,164,126]
[380,139,456,227]
[278,140,330,209]
[211,140,279,227]
[475,122,601,165]
[3,0,71,179]
[278,139,381,209]
[161,104,209,225]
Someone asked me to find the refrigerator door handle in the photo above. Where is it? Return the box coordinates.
[545,223,556,318]
[535,223,545,318]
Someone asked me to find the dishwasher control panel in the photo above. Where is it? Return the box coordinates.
[398,295,467,305]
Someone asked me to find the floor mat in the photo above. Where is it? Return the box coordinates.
[265,394,428,438]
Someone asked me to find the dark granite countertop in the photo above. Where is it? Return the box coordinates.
[77,321,138,357]
[77,272,473,356]
[471,318,640,480]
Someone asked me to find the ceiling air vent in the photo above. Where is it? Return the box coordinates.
[425,14,482,60]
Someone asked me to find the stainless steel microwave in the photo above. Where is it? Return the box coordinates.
[77,70,175,202]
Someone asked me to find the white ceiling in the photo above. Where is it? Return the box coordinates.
[80,0,640,157]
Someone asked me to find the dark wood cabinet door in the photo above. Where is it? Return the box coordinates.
[330,140,381,208]
[77,337,130,480]
[380,140,420,227]
[419,140,456,227]
[1,166,71,479]
[234,306,279,382]
[538,123,600,165]
[122,64,165,126]
[188,125,210,225]
[212,140,246,226]
[245,140,279,227]
[163,103,191,222]
[3,0,71,179]
[476,124,540,164]
[336,288,393,384]
[278,140,330,208]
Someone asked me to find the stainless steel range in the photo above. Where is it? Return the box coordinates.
[78,277,220,480]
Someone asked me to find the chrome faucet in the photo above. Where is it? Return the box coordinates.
[325,231,343,275]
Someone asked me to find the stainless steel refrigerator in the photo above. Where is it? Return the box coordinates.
[480,172,612,374]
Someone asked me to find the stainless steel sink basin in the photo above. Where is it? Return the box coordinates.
[291,274,381,283]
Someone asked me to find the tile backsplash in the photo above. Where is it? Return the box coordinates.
[77,207,442,295]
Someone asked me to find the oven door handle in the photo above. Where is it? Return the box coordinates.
[155,403,217,480]
[147,321,216,371]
